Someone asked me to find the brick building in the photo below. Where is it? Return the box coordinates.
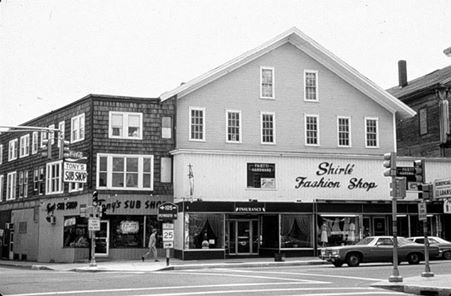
[0,94,175,262]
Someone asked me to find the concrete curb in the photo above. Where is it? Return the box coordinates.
[372,275,451,296]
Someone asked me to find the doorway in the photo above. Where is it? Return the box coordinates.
[95,220,109,257]
[228,219,258,255]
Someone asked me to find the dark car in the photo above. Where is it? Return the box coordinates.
[408,236,451,260]
[319,236,440,267]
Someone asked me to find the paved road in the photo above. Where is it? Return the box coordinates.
[1,260,450,295]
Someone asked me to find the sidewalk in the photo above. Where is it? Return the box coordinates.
[1,257,450,295]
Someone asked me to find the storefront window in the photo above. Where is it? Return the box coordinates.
[110,216,143,248]
[318,216,359,247]
[63,216,89,248]
[185,213,224,249]
[144,215,162,248]
[281,214,313,248]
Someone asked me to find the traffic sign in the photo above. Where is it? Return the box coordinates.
[418,202,427,221]
[162,229,174,242]
[157,202,178,221]
[88,218,101,231]
[163,241,174,249]
[444,200,451,214]
[434,178,451,199]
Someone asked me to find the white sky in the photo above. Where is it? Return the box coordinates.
[1,0,451,126]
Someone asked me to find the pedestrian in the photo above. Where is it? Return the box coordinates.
[142,228,158,262]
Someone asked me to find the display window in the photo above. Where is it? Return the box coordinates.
[63,216,89,248]
[110,216,144,248]
[281,214,313,248]
[318,215,359,247]
[184,213,224,249]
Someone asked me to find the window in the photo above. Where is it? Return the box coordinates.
[0,144,3,164]
[261,112,275,144]
[46,161,63,194]
[305,114,319,146]
[7,171,16,200]
[33,166,45,195]
[63,217,89,248]
[189,107,205,141]
[58,121,65,147]
[0,175,3,201]
[226,110,241,143]
[97,154,154,190]
[69,182,84,192]
[247,163,276,189]
[185,213,224,249]
[40,131,48,148]
[8,139,18,161]
[318,216,359,247]
[365,117,379,148]
[71,113,85,143]
[419,108,428,135]
[19,134,30,158]
[18,171,28,198]
[260,67,274,99]
[109,111,143,139]
[162,117,172,139]
[32,132,39,154]
[281,214,313,248]
[48,124,55,145]
[337,117,351,147]
[304,70,318,101]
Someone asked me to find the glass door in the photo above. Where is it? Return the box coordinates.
[95,220,109,256]
[228,219,258,255]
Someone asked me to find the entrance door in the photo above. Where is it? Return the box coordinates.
[95,220,109,256]
[228,219,258,255]
[373,217,387,236]
[8,229,14,260]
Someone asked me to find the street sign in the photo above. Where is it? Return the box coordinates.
[157,202,178,221]
[162,229,174,242]
[63,162,88,183]
[418,202,427,221]
[434,178,451,200]
[88,218,101,231]
[163,241,174,249]
[444,200,451,214]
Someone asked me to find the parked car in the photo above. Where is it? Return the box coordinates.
[407,236,451,260]
[319,236,440,267]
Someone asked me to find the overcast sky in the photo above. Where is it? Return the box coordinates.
[1,0,450,127]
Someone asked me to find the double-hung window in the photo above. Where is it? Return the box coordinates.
[161,117,172,139]
[226,110,241,143]
[40,131,48,148]
[18,170,28,198]
[97,154,154,190]
[34,166,45,195]
[305,114,319,146]
[261,112,275,144]
[8,139,18,161]
[419,108,428,135]
[109,111,143,139]
[337,116,351,147]
[0,175,3,201]
[32,132,39,154]
[260,67,274,99]
[365,117,379,148]
[19,134,30,158]
[189,107,205,141]
[46,160,63,194]
[49,124,55,145]
[7,171,16,200]
[304,70,318,101]
[0,144,3,164]
[71,113,85,143]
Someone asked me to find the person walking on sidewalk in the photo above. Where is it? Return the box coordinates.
[142,228,158,262]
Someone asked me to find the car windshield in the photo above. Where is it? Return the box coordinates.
[355,237,374,245]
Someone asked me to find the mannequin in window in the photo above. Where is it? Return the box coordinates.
[320,222,329,247]
[201,232,209,249]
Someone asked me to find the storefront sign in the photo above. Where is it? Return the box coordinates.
[63,162,87,183]
[444,200,451,214]
[98,196,170,215]
[235,202,266,212]
[434,178,451,199]
[295,162,377,192]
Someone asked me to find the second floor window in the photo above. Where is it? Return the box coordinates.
[305,115,319,145]
[34,166,45,195]
[189,107,205,141]
[71,113,85,143]
[7,171,16,201]
[46,161,63,194]
[261,112,275,144]
[0,175,3,201]
[304,70,318,101]
[226,110,241,143]
[365,117,379,148]
[20,134,30,158]
[260,67,274,99]
[337,117,351,147]
[8,139,18,161]
[18,170,28,198]
[419,108,428,135]
[0,144,3,164]
[32,132,39,154]
[162,116,172,139]
[109,111,143,139]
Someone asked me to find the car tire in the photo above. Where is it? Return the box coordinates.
[443,250,451,260]
[333,261,344,267]
[407,253,421,264]
[346,253,361,267]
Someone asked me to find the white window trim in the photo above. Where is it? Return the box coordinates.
[69,182,83,193]
[189,107,206,142]
[48,124,55,145]
[225,109,242,144]
[6,171,16,201]
[337,116,352,147]
[365,117,380,148]
[96,153,154,191]
[40,131,47,148]
[304,70,319,102]
[0,144,3,164]
[32,132,38,154]
[108,111,143,140]
[0,175,3,201]
[8,139,18,161]
[304,114,320,146]
[260,66,275,99]
[71,113,85,143]
[260,111,276,144]
[46,160,63,195]
[19,134,30,158]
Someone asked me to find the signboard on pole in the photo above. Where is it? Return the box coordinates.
[63,162,88,183]
[88,217,101,231]
[157,202,178,221]
[444,199,451,214]
[418,202,427,221]
[434,178,451,200]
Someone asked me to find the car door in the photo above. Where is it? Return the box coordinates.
[373,238,393,262]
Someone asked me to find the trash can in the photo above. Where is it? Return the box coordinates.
[274,253,285,262]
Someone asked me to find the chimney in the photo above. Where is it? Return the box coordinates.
[398,60,408,87]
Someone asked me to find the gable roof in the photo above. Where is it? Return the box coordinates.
[387,65,451,99]
[160,27,415,119]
